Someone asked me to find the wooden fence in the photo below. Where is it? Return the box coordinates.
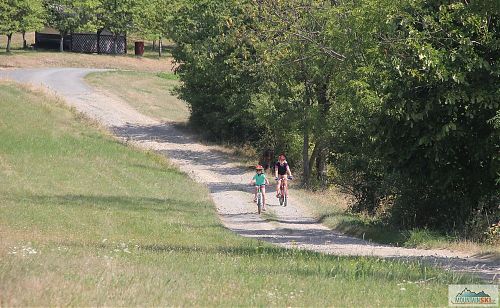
[35,32,126,54]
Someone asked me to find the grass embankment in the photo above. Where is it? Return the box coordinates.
[0,82,477,305]
[86,71,188,123]
[0,33,173,72]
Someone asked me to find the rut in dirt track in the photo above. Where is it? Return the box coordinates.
[1,67,498,283]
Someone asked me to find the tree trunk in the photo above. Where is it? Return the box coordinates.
[152,40,156,50]
[22,31,27,49]
[315,80,331,187]
[6,34,12,52]
[308,143,320,179]
[158,36,162,57]
[302,76,314,186]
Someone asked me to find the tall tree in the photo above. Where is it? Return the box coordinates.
[0,0,21,52]
[168,0,263,141]
[255,0,346,186]
[19,0,45,49]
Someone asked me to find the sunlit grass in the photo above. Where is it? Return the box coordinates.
[0,82,477,306]
[85,71,188,123]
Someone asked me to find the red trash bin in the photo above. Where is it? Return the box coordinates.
[134,41,144,56]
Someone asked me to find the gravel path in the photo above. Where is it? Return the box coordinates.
[1,68,498,283]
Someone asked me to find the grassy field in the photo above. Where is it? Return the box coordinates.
[0,33,173,72]
[0,82,477,306]
[86,71,188,123]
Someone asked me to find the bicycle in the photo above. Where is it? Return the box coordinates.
[277,176,292,207]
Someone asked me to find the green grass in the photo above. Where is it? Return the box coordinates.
[85,71,188,123]
[0,82,478,306]
[294,188,500,260]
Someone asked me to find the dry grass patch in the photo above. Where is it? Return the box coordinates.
[86,71,188,122]
[0,51,174,72]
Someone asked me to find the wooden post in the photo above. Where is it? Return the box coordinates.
[59,31,64,52]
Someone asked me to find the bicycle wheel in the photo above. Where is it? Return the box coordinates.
[283,194,287,207]
[279,183,285,206]
[257,192,262,214]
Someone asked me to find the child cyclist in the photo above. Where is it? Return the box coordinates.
[275,153,293,198]
[250,165,269,211]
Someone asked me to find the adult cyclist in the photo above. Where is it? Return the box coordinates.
[274,153,293,198]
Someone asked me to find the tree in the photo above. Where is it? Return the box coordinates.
[18,0,45,49]
[44,0,99,52]
[44,0,80,52]
[168,0,263,141]
[366,0,499,228]
[135,0,175,57]
[0,0,21,52]
[255,0,348,186]
[98,0,138,54]
[0,0,44,52]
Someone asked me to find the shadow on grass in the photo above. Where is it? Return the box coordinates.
[317,212,406,246]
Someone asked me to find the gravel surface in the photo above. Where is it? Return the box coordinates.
[1,67,498,283]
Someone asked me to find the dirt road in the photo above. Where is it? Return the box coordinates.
[1,68,498,282]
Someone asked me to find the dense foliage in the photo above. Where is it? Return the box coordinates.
[168,0,499,236]
[169,1,263,141]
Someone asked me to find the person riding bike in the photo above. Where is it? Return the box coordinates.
[274,154,293,198]
[250,165,269,211]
